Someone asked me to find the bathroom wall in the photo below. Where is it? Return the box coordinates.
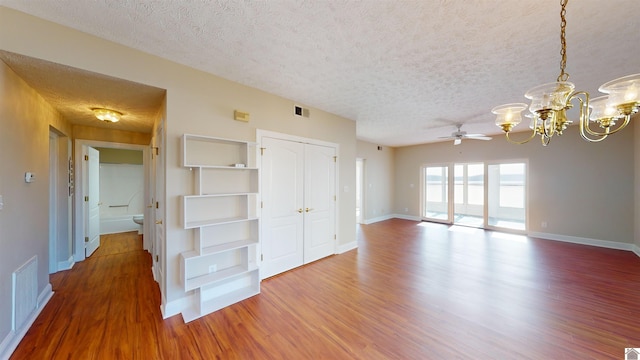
[97,148,144,233]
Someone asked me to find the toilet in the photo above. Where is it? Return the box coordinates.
[133,215,144,234]
[132,214,144,225]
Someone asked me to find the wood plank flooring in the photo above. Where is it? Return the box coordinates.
[10,220,640,359]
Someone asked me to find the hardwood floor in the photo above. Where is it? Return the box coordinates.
[10,220,640,359]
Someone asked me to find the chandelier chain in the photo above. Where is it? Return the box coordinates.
[557,0,569,82]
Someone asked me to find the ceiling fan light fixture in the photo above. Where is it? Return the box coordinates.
[92,108,121,123]
[491,0,639,146]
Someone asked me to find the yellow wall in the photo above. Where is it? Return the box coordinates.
[73,125,151,145]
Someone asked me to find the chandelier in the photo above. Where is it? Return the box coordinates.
[492,0,639,146]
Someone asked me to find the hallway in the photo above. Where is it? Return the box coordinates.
[10,232,175,359]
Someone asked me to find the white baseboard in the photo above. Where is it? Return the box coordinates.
[161,293,194,320]
[57,256,74,271]
[392,214,421,222]
[0,284,53,360]
[363,214,395,224]
[337,241,358,254]
[632,244,640,258]
[529,231,634,251]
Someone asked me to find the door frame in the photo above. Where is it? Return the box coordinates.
[48,131,58,274]
[356,158,365,224]
[256,129,339,276]
[73,139,150,262]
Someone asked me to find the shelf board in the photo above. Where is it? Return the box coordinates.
[185,265,250,291]
[184,165,259,170]
[182,282,260,323]
[200,284,260,315]
[199,192,258,196]
[183,134,257,146]
[185,216,258,229]
[201,239,258,256]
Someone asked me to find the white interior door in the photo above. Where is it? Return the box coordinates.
[153,123,165,290]
[303,144,336,263]
[261,137,304,278]
[85,146,100,257]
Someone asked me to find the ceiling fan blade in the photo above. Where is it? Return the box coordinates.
[466,136,492,140]
[454,138,462,145]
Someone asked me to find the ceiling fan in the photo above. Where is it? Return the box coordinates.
[439,124,492,145]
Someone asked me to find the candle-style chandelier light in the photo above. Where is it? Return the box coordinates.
[492,0,639,146]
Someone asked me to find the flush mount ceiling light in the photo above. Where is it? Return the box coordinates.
[92,108,122,123]
[492,0,639,146]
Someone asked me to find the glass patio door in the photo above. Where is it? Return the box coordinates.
[422,165,450,222]
[453,163,484,227]
[487,163,527,231]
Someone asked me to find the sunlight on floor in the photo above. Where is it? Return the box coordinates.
[490,231,529,243]
[448,225,484,235]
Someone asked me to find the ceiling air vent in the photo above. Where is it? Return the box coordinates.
[294,105,310,118]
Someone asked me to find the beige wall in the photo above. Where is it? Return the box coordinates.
[0,7,356,313]
[635,115,640,251]
[356,140,395,222]
[395,123,635,244]
[0,59,71,346]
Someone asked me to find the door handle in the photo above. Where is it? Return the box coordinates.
[297,209,303,213]
[305,208,314,213]
[155,220,163,225]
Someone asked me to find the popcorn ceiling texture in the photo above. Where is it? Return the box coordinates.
[0,51,166,134]
[0,0,638,145]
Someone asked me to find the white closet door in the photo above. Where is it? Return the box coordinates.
[303,144,336,264]
[261,137,305,278]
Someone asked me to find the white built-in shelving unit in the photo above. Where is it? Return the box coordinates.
[180,134,260,322]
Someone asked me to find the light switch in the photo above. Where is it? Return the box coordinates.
[0,195,3,210]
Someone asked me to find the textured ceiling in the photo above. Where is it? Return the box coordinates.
[0,0,638,146]
[0,50,165,134]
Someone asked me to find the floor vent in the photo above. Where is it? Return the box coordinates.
[12,256,38,331]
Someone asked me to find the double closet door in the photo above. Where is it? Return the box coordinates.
[261,136,336,279]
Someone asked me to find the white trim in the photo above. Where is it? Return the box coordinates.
[162,294,194,319]
[256,129,338,148]
[0,284,53,360]
[393,214,421,222]
[337,241,358,254]
[529,231,634,251]
[363,214,395,225]
[57,256,74,271]
[632,244,640,258]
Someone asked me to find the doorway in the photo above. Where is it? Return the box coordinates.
[73,139,150,263]
[49,128,73,273]
[356,159,364,224]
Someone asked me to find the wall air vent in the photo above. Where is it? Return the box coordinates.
[294,105,310,118]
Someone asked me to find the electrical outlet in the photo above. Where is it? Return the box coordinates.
[404,208,408,212]
[208,264,217,273]
[541,221,548,228]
